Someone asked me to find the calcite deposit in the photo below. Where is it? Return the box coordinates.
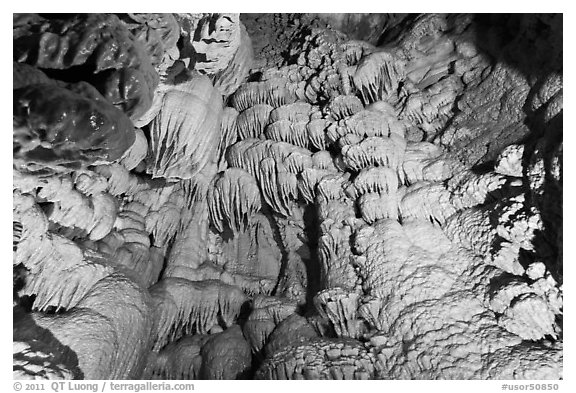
[13,13,562,380]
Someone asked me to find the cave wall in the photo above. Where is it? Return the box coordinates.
[13,13,562,380]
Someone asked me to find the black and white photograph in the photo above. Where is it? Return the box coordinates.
[9,6,567,388]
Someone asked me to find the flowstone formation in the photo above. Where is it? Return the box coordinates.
[13,13,562,380]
